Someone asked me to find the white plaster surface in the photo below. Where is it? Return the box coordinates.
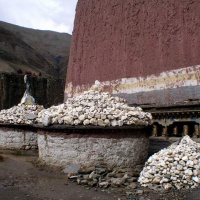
[38,134,149,168]
[0,129,37,150]
[65,64,200,97]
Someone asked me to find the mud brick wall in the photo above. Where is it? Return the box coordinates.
[0,73,64,110]
[65,0,200,105]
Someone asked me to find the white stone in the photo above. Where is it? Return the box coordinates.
[186,160,194,168]
[138,136,200,190]
[185,169,193,176]
[177,165,183,171]
[99,181,109,188]
[182,156,188,161]
[42,115,52,127]
[97,119,105,127]
[78,115,85,121]
[111,120,118,127]
[83,119,90,126]
[192,176,200,183]
[164,183,172,190]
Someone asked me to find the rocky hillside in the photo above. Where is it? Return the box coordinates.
[0,21,71,78]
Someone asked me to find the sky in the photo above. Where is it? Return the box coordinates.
[0,0,78,34]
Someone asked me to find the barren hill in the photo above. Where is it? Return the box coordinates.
[0,21,71,78]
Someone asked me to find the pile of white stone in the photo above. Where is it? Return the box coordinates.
[37,87,152,127]
[138,136,200,190]
[0,104,44,125]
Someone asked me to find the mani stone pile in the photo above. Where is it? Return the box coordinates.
[0,104,44,125]
[37,87,152,127]
[138,136,200,190]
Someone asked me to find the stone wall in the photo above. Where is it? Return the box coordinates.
[65,0,200,105]
[37,129,149,168]
[0,73,64,110]
[0,127,37,150]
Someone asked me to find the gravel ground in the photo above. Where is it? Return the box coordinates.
[0,150,200,200]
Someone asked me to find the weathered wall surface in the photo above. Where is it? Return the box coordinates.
[0,73,64,110]
[65,0,200,105]
[38,131,149,168]
[0,127,37,150]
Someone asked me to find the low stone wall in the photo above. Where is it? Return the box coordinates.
[0,126,37,150]
[37,127,150,168]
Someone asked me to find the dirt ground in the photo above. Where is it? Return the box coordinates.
[0,150,200,200]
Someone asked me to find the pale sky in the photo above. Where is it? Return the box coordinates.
[0,0,78,34]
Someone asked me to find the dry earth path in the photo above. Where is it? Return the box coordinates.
[0,151,200,200]
[0,151,117,200]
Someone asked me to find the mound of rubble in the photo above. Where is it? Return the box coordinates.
[0,104,44,125]
[66,164,143,191]
[37,86,152,127]
[138,136,200,190]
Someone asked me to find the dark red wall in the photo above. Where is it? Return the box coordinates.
[65,0,200,105]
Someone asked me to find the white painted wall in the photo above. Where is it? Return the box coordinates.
[38,133,149,168]
[0,129,37,150]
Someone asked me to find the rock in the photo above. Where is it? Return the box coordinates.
[117,168,133,173]
[83,175,90,179]
[90,118,97,125]
[185,169,193,176]
[129,182,137,189]
[123,173,130,180]
[96,167,108,174]
[89,171,97,179]
[42,115,52,126]
[97,119,105,127]
[78,115,85,121]
[192,176,200,183]
[80,180,88,185]
[111,120,118,127]
[177,164,183,171]
[77,179,81,184]
[186,160,194,168]
[63,164,81,174]
[110,178,125,186]
[152,177,161,184]
[160,178,169,183]
[135,190,143,195]
[126,191,133,196]
[115,173,124,178]
[25,113,37,120]
[83,119,90,125]
[164,183,172,190]
[99,181,109,188]
[78,166,95,174]
[68,175,78,179]
[127,177,138,183]
[182,156,188,161]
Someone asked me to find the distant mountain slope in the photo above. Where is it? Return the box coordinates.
[0,21,71,78]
